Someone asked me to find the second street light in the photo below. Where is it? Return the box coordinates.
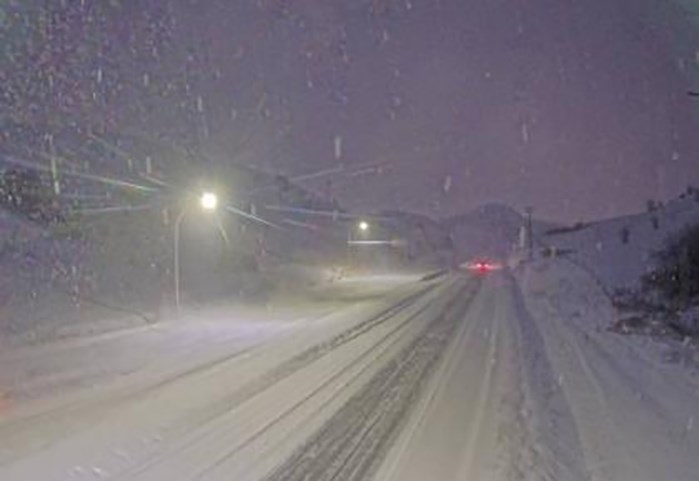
[174,190,219,313]
[348,220,370,244]
[347,220,371,266]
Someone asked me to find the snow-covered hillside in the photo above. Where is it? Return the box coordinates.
[543,195,699,289]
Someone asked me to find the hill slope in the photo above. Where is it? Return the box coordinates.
[542,195,699,289]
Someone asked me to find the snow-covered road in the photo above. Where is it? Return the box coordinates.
[1,265,698,481]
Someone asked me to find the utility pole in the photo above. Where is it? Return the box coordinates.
[47,133,60,195]
[525,206,534,260]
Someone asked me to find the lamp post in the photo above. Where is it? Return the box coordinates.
[347,220,370,266]
[174,191,218,312]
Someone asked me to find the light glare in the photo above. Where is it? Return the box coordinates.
[200,191,218,211]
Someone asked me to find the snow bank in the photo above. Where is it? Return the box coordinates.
[516,258,699,481]
[518,258,615,330]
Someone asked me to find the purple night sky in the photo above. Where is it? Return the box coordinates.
[4,0,699,222]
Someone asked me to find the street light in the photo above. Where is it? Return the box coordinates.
[347,220,371,267]
[347,220,370,245]
[200,191,218,210]
[174,191,219,313]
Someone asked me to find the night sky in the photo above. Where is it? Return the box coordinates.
[3,0,699,222]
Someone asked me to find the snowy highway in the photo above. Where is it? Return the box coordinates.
[5,2,699,480]
[1,265,698,481]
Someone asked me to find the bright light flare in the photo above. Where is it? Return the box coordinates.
[462,260,502,274]
[358,220,370,232]
[200,191,218,211]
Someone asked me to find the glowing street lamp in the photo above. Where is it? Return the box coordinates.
[174,190,220,312]
[347,220,370,266]
[200,191,218,211]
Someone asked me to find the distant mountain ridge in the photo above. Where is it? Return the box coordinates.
[372,203,556,265]
[442,203,558,262]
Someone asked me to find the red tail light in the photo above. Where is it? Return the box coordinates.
[464,260,501,273]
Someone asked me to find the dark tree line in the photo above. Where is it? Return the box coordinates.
[642,224,699,308]
[0,168,63,224]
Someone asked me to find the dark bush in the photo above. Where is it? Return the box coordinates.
[0,168,63,224]
[621,226,630,244]
[2,168,44,210]
[642,223,699,308]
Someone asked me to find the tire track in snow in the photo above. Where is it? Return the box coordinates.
[374,279,491,481]
[109,282,446,480]
[375,273,517,481]
[455,287,502,480]
[507,273,591,481]
[0,283,437,472]
[0,336,265,464]
[257,279,480,481]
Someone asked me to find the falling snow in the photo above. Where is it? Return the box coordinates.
[334,135,343,160]
[0,4,698,480]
